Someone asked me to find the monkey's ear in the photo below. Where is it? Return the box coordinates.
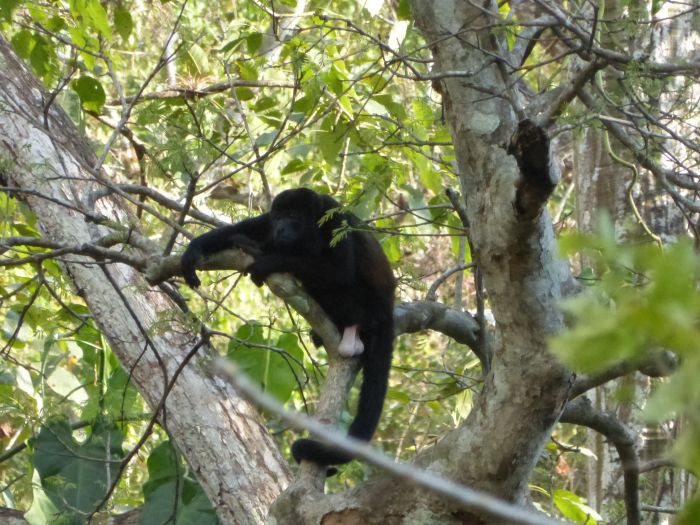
[318,194,340,214]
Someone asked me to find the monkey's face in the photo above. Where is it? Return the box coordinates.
[271,208,307,246]
[269,188,327,252]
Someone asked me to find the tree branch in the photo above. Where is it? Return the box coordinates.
[572,351,678,397]
[219,358,567,525]
[561,396,641,525]
[105,79,298,107]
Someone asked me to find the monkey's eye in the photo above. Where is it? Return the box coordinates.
[276,210,300,221]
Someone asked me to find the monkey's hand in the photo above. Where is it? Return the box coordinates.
[246,257,274,287]
[181,249,202,288]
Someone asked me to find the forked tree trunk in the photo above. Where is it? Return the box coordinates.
[1,0,577,520]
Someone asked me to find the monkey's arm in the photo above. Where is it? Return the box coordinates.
[181,214,271,288]
[246,237,355,288]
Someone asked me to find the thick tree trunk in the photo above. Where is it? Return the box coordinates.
[0,37,290,525]
[408,0,574,510]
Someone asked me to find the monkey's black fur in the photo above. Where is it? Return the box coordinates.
[181,188,396,468]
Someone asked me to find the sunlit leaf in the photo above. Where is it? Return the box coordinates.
[114,4,133,41]
[71,76,106,113]
[553,489,601,524]
[46,367,88,405]
[227,324,303,402]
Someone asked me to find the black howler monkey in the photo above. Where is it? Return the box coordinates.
[181,188,396,468]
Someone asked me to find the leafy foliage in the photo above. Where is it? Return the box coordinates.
[0,0,467,518]
[26,418,125,525]
[553,219,700,477]
[140,441,219,525]
[1,0,699,522]
[227,323,304,403]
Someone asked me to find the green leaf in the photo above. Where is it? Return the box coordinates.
[45,15,67,32]
[397,0,411,19]
[281,158,308,175]
[255,131,277,147]
[85,0,112,39]
[30,418,125,521]
[46,367,88,405]
[246,32,263,54]
[185,43,211,75]
[251,96,278,112]
[553,489,601,524]
[227,324,303,402]
[10,29,33,59]
[321,64,346,96]
[373,94,407,120]
[0,0,20,23]
[317,120,349,165]
[82,366,141,420]
[114,4,133,41]
[140,441,219,525]
[292,95,317,114]
[237,61,258,81]
[72,76,106,113]
[15,365,35,399]
[235,87,255,101]
[24,470,63,525]
[29,36,51,78]
[220,37,244,54]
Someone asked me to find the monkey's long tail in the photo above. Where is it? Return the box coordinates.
[291,318,394,468]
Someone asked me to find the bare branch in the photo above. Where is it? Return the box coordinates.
[0,236,148,270]
[534,0,700,75]
[577,89,700,214]
[105,79,297,107]
[218,358,567,525]
[561,397,640,525]
[572,351,678,397]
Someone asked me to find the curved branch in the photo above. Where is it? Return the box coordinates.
[560,396,640,525]
[221,358,567,525]
[572,351,678,397]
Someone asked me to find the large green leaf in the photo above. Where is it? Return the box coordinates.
[71,76,106,113]
[114,4,133,41]
[0,0,20,22]
[139,441,219,525]
[29,418,125,524]
[553,489,601,524]
[227,323,304,402]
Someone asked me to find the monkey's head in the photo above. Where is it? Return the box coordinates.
[270,188,336,249]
